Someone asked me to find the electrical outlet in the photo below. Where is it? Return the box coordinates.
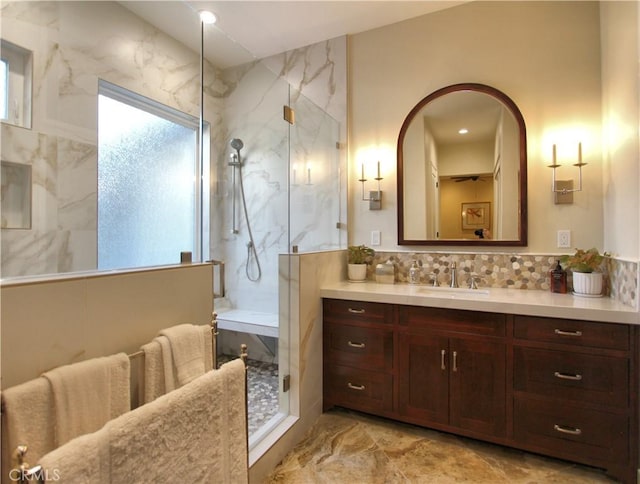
[557,230,571,248]
[371,230,381,246]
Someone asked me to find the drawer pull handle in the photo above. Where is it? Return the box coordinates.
[441,349,446,370]
[554,329,583,337]
[453,351,458,372]
[554,424,582,436]
[348,341,366,348]
[347,382,365,391]
[554,371,582,381]
[348,308,366,314]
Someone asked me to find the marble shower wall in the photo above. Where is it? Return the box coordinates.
[1,1,221,277]
[211,37,347,314]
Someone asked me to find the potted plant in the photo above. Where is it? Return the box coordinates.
[347,245,375,281]
[560,247,609,297]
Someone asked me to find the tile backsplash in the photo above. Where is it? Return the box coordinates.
[366,251,638,309]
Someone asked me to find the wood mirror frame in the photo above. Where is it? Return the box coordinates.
[397,83,527,246]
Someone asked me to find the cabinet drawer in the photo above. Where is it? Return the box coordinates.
[325,364,393,413]
[325,322,392,371]
[323,298,393,325]
[398,305,505,336]
[513,347,629,408]
[514,316,629,350]
[514,397,628,464]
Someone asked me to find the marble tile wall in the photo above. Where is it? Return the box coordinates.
[1,1,210,278]
[367,251,638,309]
[210,37,347,315]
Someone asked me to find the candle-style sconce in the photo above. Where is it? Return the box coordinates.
[360,161,383,210]
[305,164,312,186]
[548,143,586,204]
[292,163,312,186]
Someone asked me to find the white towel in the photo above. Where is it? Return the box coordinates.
[143,325,212,403]
[157,335,177,393]
[43,353,130,446]
[108,359,247,483]
[158,324,205,386]
[38,425,110,484]
[1,377,55,484]
[221,359,249,482]
[141,339,165,404]
[202,324,214,372]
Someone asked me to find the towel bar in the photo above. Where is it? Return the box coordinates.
[7,343,249,483]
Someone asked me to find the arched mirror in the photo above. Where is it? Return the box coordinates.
[397,83,527,246]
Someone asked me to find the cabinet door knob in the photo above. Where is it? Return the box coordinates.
[348,308,365,314]
[554,329,583,337]
[554,371,582,381]
[348,341,366,348]
[347,382,365,391]
[441,349,446,370]
[554,424,582,436]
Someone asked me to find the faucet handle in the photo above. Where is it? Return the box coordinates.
[468,276,479,290]
[430,273,438,287]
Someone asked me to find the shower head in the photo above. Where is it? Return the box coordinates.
[230,138,244,151]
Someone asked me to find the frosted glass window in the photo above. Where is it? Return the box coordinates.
[98,82,200,270]
[0,39,32,128]
[0,59,7,120]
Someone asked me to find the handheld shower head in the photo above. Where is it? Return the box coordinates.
[230,138,244,151]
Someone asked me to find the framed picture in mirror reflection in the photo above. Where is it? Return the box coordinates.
[462,202,490,230]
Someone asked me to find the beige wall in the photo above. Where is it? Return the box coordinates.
[349,1,608,253]
[601,1,640,261]
[1,264,213,389]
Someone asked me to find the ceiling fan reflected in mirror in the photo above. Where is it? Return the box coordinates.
[451,175,486,183]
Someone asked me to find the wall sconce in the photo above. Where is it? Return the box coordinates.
[360,161,383,210]
[305,163,312,186]
[548,143,586,204]
[292,163,312,186]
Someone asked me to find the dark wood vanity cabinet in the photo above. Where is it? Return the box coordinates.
[322,299,394,415]
[512,315,638,483]
[397,306,506,439]
[322,298,639,483]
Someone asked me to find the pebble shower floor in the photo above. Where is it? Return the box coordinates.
[219,355,279,435]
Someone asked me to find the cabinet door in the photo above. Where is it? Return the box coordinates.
[449,337,506,437]
[398,333,449,425]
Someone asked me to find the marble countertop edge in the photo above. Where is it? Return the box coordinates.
[320,282,639,325]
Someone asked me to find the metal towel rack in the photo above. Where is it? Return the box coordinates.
[5,313,248,484]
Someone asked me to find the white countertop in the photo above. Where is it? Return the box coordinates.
[320,282,639,325]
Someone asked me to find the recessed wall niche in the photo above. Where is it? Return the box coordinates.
[1,161,32,229]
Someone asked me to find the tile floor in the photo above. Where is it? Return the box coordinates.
[219,355,279,435]
[265,408,617,483]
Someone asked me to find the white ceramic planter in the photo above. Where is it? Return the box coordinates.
[572,271,603,296]
[348,263,367,281]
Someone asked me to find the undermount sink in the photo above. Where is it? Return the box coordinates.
[418,286,491,296]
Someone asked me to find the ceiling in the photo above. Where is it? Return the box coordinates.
[120,1,466,68]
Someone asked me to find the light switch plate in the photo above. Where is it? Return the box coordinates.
[371,230,381,246]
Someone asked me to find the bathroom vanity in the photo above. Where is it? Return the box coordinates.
[321,283,639,483]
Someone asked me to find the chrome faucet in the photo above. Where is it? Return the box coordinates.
[468,276,479,290]
[450,262,458,288]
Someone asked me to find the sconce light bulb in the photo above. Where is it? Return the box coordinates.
[199,10,217,24]
[458,128,469,135]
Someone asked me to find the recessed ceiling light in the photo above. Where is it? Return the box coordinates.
[458,128,469,135]
[199,10,217,24]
